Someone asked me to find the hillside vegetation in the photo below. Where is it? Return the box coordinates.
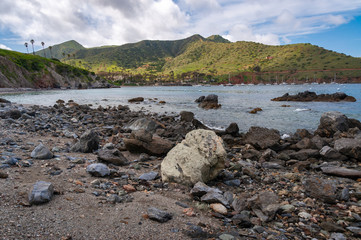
[37,35,361,84]
[0,49,104,88]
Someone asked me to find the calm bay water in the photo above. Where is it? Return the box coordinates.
[2,83,361,134]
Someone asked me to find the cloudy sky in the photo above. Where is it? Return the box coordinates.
[0,0,361,56]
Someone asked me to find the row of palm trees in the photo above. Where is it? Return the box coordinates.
[24,39,53,58]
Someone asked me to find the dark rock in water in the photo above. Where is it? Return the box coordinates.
[271,91,356,102]
[126,118,162,133]
[303,177,337,204]
[28,181,54,205]
[124,134,173,156]
[71,129,99,153]
[128,97,144,103]
[244,127,280,150]
[321,167,361,179]
[249,108,262,114]
[180,111,194,122]
[334,138,361,160]
[147,207,173,223]
[0,98,11,103]
[30,143,53,159]
[225,123,239,137]
[97,149,129,166]
[195,96,205,103]
[138,171,159,181]
[86,163,110,177]
[197,94,221,109]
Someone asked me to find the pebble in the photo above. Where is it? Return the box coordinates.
[210,203,228,215]
[147,207,173,223]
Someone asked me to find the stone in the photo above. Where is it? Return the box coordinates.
[225,123,239,137]
[86,163,110,177]
[346,227,361,236]
[30,143,53,159]
[147,207,173,223]
[271,91,356,102]
[197,94,221,109]
[210,203,227,215]
[244,127,280,150]
[70,129,99,153]
[128,97,144,103]
[138,171,159,181]
[161,129,226,186]
[316,112,350,137]
[0,98,11,103]
[28,181,54,205]
[320,221,345,232]
[126,118,162,133]
[288,149,319,161]
[232,211,253,228]
[0,171,9,178]
[249,191,279,222]
[329,233,347,240]
[296,138,316,149]
[201,192,229,206]
[280,204,295,213]
[97,149,128,166]
[132,129,153,143]
[319,146,345,160]
[303,177,337,204]
[219,234,236,240]
[334,138,361,160]
[321,167,361,179]
[180,111,194,122]
[124,134,173,156]
[190,182,222,197]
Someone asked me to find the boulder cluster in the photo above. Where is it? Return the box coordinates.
[271,91,357,102]
[1,98,361,239]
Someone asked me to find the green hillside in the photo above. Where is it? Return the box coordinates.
[0,49,102,88]
[42,34,361,83]
[36,40,85,60]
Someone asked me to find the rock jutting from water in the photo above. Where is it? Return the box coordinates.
[271,90,357,102]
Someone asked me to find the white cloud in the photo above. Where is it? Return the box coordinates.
[0,44,11,50]
[0,0,360,49]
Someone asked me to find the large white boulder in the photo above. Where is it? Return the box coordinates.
[161,129,226,186]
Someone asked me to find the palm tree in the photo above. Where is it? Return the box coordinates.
[41,42,46,58]
[24,42,29,54]
[49,46,53,58]
[30,39,35,55]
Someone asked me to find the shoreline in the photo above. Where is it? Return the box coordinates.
[1,99,361,239]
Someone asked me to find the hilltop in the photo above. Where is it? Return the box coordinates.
[0,49,105,89]
[37,35,361,84]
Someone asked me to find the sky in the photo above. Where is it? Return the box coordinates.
[0,0,361,57]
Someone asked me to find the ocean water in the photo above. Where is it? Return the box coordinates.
[2,83,361,134]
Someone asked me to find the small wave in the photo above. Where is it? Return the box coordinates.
[294,108,311,112]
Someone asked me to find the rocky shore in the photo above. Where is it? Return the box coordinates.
[271,91,357,102]
[1,98,361,239]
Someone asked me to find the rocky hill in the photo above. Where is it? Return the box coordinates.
[0,49,105,89]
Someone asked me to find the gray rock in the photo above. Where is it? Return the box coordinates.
[138,171,159,181]
[319,146,345,160]
[201,191,229,206]
[225,123,239,137]
[132,129,153,143]
[30,143,53,159]
[320,221,345,232]
[97,149,128,166]
[180,111,194,122]
[288,149,319,161]
[190,181,222,197]
[232,211,253,228]
[329,233,347,240]
[124,134,173,156]
[303,177,337,204]
[161,129,226,186]
[244,127,280,150]
[219,233,236,240]
[346,227,361,236]
[340,188,350,201]
[147,207,173,223]
[86,163,110,177]
[28,181,54,205]
[321,166,361,179]
[316,111,350,137]
[71,129,99,153]
[334,138,361,160]
[126,118,161,133]
[249,191,280,222]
